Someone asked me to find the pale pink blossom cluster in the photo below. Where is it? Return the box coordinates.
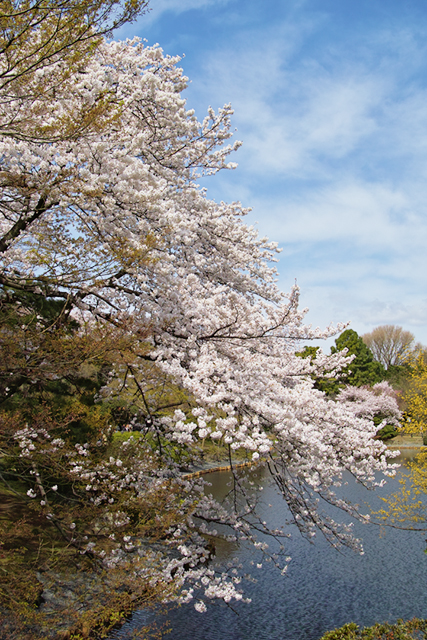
[336,381,402,428]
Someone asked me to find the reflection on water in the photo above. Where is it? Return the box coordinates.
[111,451,427,640]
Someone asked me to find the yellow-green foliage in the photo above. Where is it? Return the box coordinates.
[0,0,149,142]
[372,447,427,526]
[320,619,427,640]
[371,355,427,526]
[403,355,427,435]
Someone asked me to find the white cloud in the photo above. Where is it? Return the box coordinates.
[148,0,229,19]
[184,16,427,186]
[294,285,427,347]
[222,71,383,177]
[115,0,231,34]
[116,2,427,343]
[183,15,427,346]
[252,179,420,245]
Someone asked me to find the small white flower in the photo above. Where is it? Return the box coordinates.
[51,485,58,491]
[194,601,207,613]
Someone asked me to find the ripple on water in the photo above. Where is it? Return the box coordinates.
[110,453,427,640]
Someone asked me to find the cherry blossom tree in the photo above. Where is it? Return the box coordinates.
[335,381,402,440]
[1,0,149,142]
[0,29,400,629]
[335,381,401,424]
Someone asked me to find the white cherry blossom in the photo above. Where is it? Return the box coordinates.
[0,35,399,610]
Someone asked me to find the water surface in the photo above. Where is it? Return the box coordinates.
[111,450,427,640]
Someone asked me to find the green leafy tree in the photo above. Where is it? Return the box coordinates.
[297,331,386,394]
[331,329,386,388]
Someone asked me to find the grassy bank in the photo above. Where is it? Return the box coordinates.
[320,619,427,640]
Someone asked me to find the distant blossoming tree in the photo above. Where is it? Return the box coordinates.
[336,381,401,438]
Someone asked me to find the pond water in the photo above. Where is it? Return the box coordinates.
[111,450,427,640]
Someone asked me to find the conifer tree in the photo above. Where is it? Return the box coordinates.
[331,329,386,387]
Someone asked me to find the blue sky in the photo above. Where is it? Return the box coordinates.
[116,0,427,345]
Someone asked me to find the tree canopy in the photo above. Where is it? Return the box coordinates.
[0,6,399,635]
[362,325,416,370]
[0,0,150,143]
[370,357,427,536]
[298,330,387,394]
[331,329,386,387]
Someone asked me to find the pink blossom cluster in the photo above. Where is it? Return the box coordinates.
[336,381,402,428]
[1,36,402,610]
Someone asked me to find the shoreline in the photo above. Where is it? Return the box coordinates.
[184,442,427,479]
[183,459,253,479]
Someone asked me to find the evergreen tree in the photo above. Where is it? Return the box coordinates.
[331,329,386,387]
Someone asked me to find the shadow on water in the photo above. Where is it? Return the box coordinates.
[110,450,427,640]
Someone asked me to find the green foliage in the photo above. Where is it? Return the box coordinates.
[296,346,319,360]
[296,331,387,394]
[331,329,386,388]
[321,623,360,640]
[386,363,411,385]
[296,345,341,395]
[375,423,398,440]
[0,405,184,637]
[405,355,427,434]
[1,288,108,409]
[0,0,150,144]
[320,619,427,640]
[0,289,194,637]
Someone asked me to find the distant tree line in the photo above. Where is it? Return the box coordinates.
[298,325,426,441]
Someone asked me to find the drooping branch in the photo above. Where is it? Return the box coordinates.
[0,194,52,253]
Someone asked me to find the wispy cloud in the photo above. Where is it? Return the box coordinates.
[121,0,427,342]
[251,180,420,245]
[115,0,232,35]
[188,26,427,181]
[147,0,230,20]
